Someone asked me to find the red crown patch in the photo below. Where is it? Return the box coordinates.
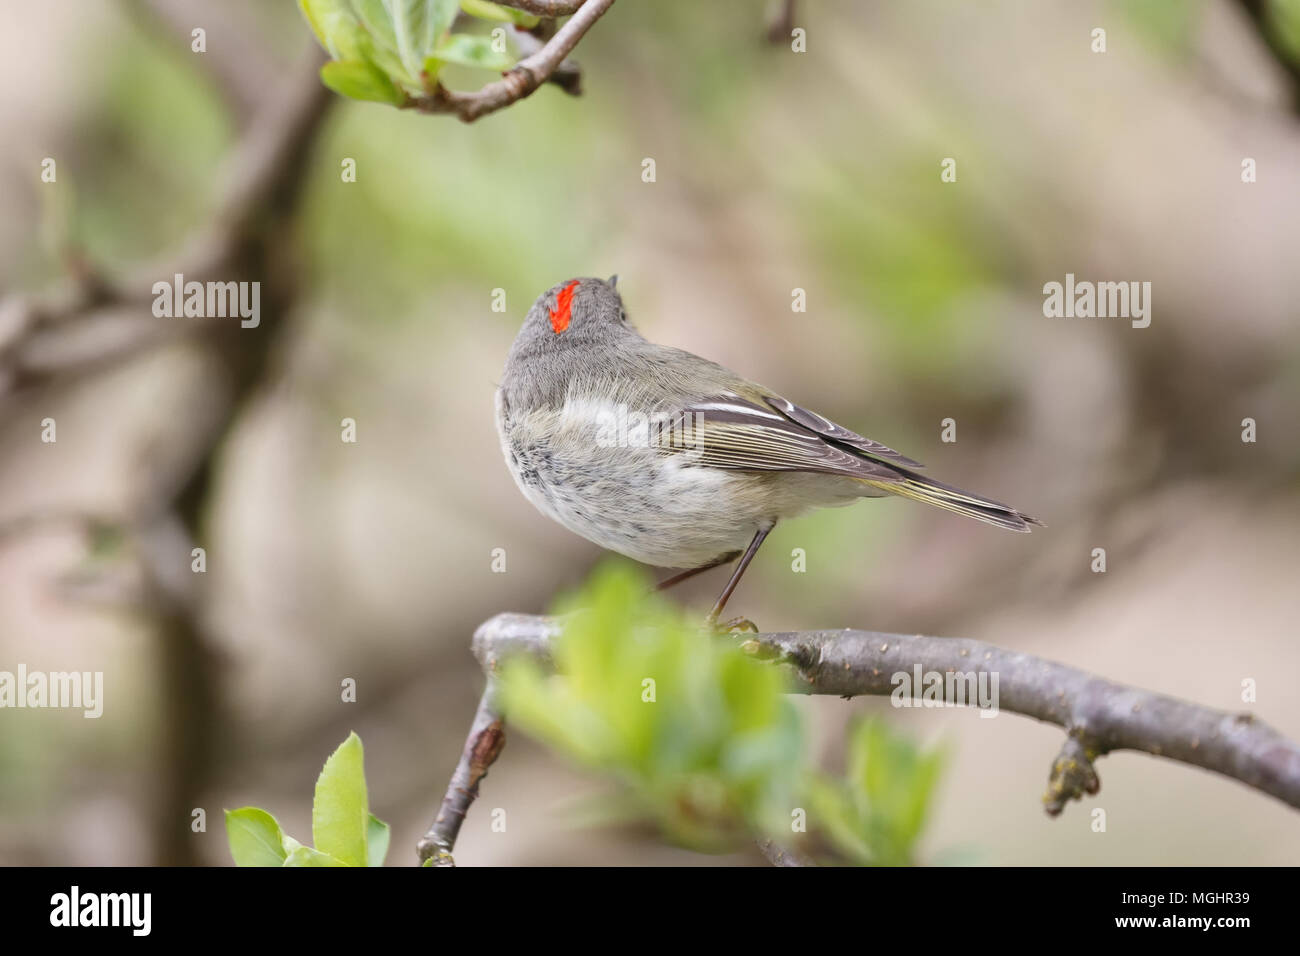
[549,280,580,334]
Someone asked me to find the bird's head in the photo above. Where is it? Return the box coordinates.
[517,276,632,347]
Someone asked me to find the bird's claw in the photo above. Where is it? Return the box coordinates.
[711,616,759,635]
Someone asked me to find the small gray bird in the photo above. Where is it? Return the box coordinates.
[496,277,1041,622]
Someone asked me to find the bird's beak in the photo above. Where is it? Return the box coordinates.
[607,274,619,288]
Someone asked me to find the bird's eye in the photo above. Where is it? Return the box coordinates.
[619,309,628,323]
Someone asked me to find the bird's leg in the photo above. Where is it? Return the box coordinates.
[706,523,774,627]
[654,550,741,592]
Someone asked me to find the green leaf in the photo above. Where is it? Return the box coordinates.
[320,60,406,104]
[366,813,391,867]
[301,0,428,95]
[311,732,371,866]
[348,0,413,84]
[459,0,540,27]
[298,0,366,60]
[350,0,400,58]
[283,846,349,867]
[381,0,461,76]
[427,0,464,58]
[429,33,515,71]
[225,807,290,867]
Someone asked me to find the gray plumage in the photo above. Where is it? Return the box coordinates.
[496,277,1040,571]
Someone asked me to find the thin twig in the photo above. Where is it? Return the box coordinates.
[409,0,615,122]
[756,837,814,867]
[494,0,587,15]
[509,23,583,96]
[417,686,507,866]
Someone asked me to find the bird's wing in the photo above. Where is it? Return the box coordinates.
[761,395,924,468]
[656,387,1040,531]
[659,392,910,480]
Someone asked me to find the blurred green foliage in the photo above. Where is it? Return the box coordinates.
[499,562,803,850]
[759,503,903,616]
[499,563,947,863]
[807,165,998,377]
[1111,0,1206,60]
[807,719,946,866]
[71,26,229,275]
[1269,0,1300,62]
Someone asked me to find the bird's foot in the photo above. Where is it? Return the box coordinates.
[708,615,759,635]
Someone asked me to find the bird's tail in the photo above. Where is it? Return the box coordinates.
[860,470,1043,533]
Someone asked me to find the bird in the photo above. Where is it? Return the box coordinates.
[495,276,1041,623]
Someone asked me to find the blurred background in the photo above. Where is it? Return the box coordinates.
[1,0,1298,865]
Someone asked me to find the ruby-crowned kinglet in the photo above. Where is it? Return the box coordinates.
[496,277,1041,621]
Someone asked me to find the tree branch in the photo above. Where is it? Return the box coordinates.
[417,686,506,866]
[409,0,615,122]
[747,624,1300,815]
[421,612,1300,864]
[493,0,587,15]
[756,837,814,867]
[507,22,583,96]
[0,46,331,398]
[765,0,798,45]
[1,41,334,863]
